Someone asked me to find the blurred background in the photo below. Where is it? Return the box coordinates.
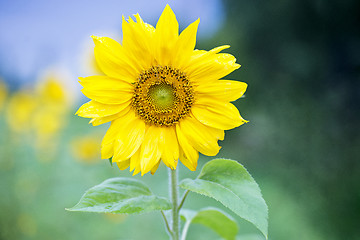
[0,0,359,239]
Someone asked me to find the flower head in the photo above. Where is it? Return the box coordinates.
[5,73,69,154]
[6,90,37,133]
[71,134,102,163]
[76,5,248,175]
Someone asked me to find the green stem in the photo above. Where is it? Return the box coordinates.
[177,190,189,212]
[170,168,180,240]
[161,210,172,236]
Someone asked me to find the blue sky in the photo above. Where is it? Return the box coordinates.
[0,0,225,85]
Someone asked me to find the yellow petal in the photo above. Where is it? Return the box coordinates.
[179,149,197,171]
[90,114,118,127]
[172,19,200,68]
[79,76,133,105]
[76,100,129,118]
[178,116,221,156]
[133,167,141,176]
[79,76,133,91]
[150,161,161,175]
[90,105,131,126]
[92,36,139,82]
[195,80,247,102]
[101,118,124,159]
[130,149,141,175]
[153,5,179,65]
[111,111,146,161]
[176,125,199,171]
[81,89,133,105]
[159,127,179,170]
[184,46,240,83]
[117,159,130,170]
[183,45,230,70]
[122,14,155,70]
[140,126,162,175]
[207,126,225,141]
[192,98,247,130]
[191,54,240,83]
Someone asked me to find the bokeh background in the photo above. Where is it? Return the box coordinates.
[0,0,359,239]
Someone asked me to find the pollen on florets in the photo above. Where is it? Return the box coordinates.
[132,66,194,126]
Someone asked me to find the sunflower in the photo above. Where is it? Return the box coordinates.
[76,5,248,175]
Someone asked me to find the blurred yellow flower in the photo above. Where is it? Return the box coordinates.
[32,78,67,136]
[82,43,103,75]
[104,213,127,223]
[76,5,247,175]
[71,134,101,163]
[32,106,64,137]
[17,213,37,237]
[0,78,8,112]
[36,76,66,104]
[32,74,69,156]
[14,171,40,202]
[5,72,70,161]
[6,90,37,133]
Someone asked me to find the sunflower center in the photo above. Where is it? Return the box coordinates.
[132,66,194,126]
[148,83,175,110]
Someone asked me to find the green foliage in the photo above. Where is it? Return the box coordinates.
[181,207,239,240]
[179,159,268,239]
[236,234,265,240]
[66,177,171,214]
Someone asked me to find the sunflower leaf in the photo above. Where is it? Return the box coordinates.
[66,177,171,214]
[179,158,268,239]
[181,207,238,240]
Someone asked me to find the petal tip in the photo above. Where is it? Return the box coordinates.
[164,4,172,11]
[91,35,100,41]
[159,4,177,23]
[193,18,200,25]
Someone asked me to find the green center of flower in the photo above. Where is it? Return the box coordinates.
[148,83,175,110]
[132,66,194,126]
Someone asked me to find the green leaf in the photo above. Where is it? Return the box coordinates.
[66,177,171,214]
[108,157,113,166]
[181,208,239,240]
[179,159,268,239]
[236,234,265,240]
